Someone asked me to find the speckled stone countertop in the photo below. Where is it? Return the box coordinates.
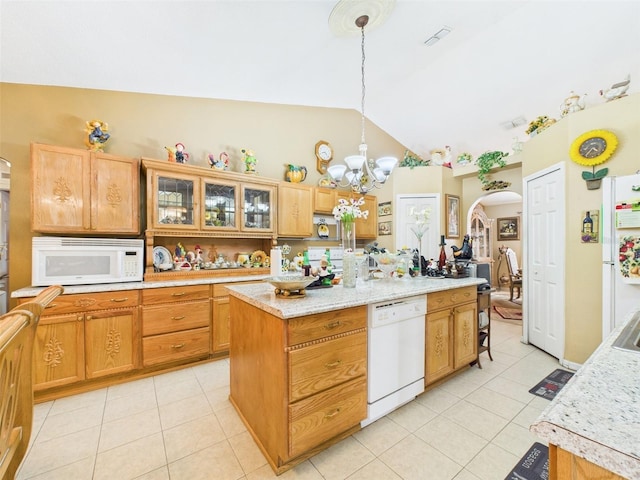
[10,274,273,298]
[530,310,640,479]
[226,276,486,319]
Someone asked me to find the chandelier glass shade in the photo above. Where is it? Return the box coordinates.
[327,13,397,194]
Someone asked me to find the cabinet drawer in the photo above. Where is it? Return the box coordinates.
[142,327,210,367]
[26,291,140,316]
[289,378,366,458]
[289,331,366,402]
[142,285,210,305]
[142,300,210,336]
[427,286,476,311]
[287,306,366,346]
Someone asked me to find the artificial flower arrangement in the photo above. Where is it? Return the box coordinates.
[332,197,369,223]
[409,206,432,238]
[525,115,556,135]
[456,152,472,165]
[399,149,430,169]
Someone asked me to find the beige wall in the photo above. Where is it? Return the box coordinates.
[520,94,640,364]
[0,83,407,304]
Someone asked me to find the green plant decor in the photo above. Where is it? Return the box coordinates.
[400,150,430,169]
[581,166,609,189]
[475,150,509,186]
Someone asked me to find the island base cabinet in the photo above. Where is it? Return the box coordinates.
[289,378,366,458]
[229,297,367,474]
[551,445,627,480]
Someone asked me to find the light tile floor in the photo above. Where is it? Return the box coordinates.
[17,317,562,480]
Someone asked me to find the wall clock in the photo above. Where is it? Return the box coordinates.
[315,140,333,174]
[570,130,618,166]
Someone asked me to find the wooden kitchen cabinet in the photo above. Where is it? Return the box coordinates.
[31,143,140,234]
[425,286,477,385]
[278,183,314,237]
[141,285,211,367]
[550,445,626,480]
[25,290,141,392]
[33,313,85,391]
[337,192,377,239]
[314,187,337,214]
[229,299,367,474]
[142,157,277,236]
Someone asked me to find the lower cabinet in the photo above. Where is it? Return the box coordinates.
[30,291,140,392]
[229,299,367,474]
[425,286,477,385]
[141,285,211,367]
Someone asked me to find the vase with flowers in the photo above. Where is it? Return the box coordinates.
[409,206,432,275]
[333,197,368,287]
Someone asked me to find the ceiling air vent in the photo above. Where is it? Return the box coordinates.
[500,116,526,130]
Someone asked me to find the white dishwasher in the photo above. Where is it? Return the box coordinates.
[362,295,427,427]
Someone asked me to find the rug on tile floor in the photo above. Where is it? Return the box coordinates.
[494,305,523,320]
[504,442,549,480]
[528,368,574,400]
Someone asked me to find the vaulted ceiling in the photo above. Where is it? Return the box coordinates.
[2,1,639,161]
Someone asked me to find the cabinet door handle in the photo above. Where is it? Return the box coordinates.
[325,321,341,330]
[324,408,341,419]
[86,315,92,321]
[111,297,128,303]
[171,343,185,349]
[172,292,186,297]
[325,360,342,369]
[172,316,185,321]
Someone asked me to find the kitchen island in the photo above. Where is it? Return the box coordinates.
[226,277,485,474]
[530,309,640,479]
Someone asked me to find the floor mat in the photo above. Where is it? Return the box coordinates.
[528,368,574,400]
[504,442,549,480]
[494,305,523,320]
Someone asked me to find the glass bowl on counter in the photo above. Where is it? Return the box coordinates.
[263,275,319,297]
[370,252,402,280]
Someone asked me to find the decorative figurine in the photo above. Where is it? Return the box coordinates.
[208,152,229,170]
[241,148,257,173]
[450,234,473,260]
[559,91,586,117]
[84,119,110,152]
[175,143,189,163]
[165,146,176,162]
[599,74,630,102]
[284,164,307,183]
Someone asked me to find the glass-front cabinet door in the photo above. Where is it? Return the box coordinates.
[202,179,238,231]
[241,184,274,232]
[151,172,200,231]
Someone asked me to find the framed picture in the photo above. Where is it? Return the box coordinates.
[445,194,460,238]
[378,221,392,236]
[497,217,520,241]
[378,201,392,216]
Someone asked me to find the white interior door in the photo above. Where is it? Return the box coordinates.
[395,194,441,260]
[524,164,565,360]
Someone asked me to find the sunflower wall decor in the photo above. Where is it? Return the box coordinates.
[569,129,618,190]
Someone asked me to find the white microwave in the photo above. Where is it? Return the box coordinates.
[32,237,144,286]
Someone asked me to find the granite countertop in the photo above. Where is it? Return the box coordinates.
[530,310,640,478]
[10,274,273,298]
[227,276,486,319]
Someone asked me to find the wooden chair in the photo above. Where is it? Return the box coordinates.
[505,248,522,301]
[0,285,63,479]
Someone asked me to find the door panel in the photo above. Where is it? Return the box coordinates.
[525,165,564,359]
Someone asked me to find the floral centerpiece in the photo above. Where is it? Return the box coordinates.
[410,207,432,275]
[333,197,368,253]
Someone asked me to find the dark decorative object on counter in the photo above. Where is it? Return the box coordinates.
[451,234,473,260]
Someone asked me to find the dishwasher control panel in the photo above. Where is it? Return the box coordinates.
[368,295,427,328]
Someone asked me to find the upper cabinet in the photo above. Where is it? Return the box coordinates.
[278,183,314,238]
[142,158,277,238]
[31,143,140,234]
[336,192,378,240]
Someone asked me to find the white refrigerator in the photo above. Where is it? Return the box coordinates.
[602,173,640,340]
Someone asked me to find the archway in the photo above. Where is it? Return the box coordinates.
[465,190,522,289]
